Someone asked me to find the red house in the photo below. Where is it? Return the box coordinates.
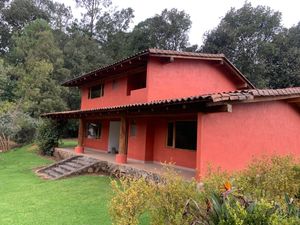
[44,49,300,179]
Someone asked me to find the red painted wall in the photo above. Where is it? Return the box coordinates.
[81,76,147,110]
[146,57,242,101]
[83,120,109,151]
[197,101,300,178]
[127,118,154,162]
[127,118,148,161]
[80,57,246,110]
[152,117,197,169]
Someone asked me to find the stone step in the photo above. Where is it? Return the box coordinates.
[36,156,100,180]
[52,167,67,174]
[59,164,74,172]
[65,162,82,168]
[71,159,89,166]
[45,169,61,178]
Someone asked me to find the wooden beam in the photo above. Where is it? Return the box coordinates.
[118,114,128,155]
[287,97,300,103]
[204,104,232,113]
[78,118,84,147]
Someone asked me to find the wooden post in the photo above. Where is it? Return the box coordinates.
[116,114,128,163]
[75,118,85,154]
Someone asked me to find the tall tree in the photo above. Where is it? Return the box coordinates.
[9,19,68,117]
[75,0,111,37]
[201,3,282,87]
[264,23,300,88]
[128,8,192,52]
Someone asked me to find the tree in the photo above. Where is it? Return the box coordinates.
[9,19,68,117]
[128,8,192,52]
[50,2,73,31]
[95,7,134,44]
[2,0,50,31]
[201,3,282,87]
[75,0,111,37]
[95,7,134,60]
[264,23,300,88]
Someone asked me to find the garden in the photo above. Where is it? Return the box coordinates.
[1,142,299,225]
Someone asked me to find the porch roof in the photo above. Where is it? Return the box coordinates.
[42,87,300,119]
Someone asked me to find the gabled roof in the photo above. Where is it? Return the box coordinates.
[62,48,255,88]
[42,87,300,119]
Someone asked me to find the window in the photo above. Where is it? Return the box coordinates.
[127,72,146,95]
[86,122,102,139]
[167,121,197,150]
[88,84,104,99]
[130,120,137,136]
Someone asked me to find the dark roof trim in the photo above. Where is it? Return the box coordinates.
[62,48,255,88]
[42,87,300,118]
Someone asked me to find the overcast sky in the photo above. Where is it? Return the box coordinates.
[64,0,300,46]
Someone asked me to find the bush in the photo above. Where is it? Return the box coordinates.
[35,119,64,155]
[235,156,300,204]
[109,156,300,225]
[110,177,154,225]
[109,168,201,225]
[149,169,200,225]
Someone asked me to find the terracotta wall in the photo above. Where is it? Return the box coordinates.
[83,120,109,151]
[146,57,242,101]
[197,101,300,178]
[80,76,147,110]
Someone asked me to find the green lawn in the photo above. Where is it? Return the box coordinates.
[0,145,112,225]
[58,138,78,148]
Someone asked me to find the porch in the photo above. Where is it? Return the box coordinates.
[55,147,196,180]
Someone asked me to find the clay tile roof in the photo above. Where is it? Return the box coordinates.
[62,48,254,88]
[42,87,300,118]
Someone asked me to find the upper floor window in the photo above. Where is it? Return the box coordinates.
[166,121,197,150]
[127,72,146,95]
[88,84,104,99]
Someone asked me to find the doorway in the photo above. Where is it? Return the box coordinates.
[108,121,121,154]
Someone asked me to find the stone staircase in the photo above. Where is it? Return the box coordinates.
[36,155,99,180]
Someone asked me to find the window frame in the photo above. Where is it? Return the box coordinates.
[85,122,102,139]
[88,84,104,99]
[166,120,197,151]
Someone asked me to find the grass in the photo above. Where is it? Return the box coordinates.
[58,138,77,148]
[0,145,112,225]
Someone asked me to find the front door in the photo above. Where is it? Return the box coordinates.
[108,121,121,153]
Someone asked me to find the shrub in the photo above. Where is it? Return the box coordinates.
[149,169,200,225]
[109,177,154,225]
[35,119,64,155]
[235,156,300,204]
[109,168,201,225]
[0,107,37,146]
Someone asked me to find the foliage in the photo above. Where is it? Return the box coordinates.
[235,156,300,204]
[110,177,154,225]
[129,8,192,52]
[0,103,37,144]
[109,168,201,225]
[75,0,112,37]
[109,156,300,225]
[35,119,64,155]
[149,169,200,225]
[201,2,282,87]
[9,19,68,117]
